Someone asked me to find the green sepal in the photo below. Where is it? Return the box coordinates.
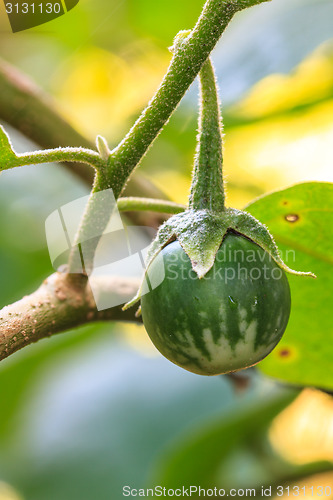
[123,206,315,310]
[0,125,18,171]
[123,222,176,311]
[225,208,316,278]
[163,210,228,278]
[153,207,316,279]
[123,209,227,311]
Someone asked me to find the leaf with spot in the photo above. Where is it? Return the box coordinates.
[246,182,333,390]
[170,210,228,278]
[225,208,315,278]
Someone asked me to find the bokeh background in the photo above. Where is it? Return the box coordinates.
[0,0,333,498]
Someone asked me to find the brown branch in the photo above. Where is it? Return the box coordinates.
[0,272,141,362]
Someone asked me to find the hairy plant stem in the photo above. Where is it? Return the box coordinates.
[66,192,186,278]
[1,146,105,172]
[67,170,113,276]
[0,58,168,203]
[189,58,225,211]
[117,197,186,214]
[0,58,94,183]
[107,0,270,199]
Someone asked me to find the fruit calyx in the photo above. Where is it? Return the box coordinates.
[124,206,315,310]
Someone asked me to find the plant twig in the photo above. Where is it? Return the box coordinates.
[1,144,105,172]
[0,272,141,362]
[189,57,225,211]
[117,197,186,214]
[67,171,115,275]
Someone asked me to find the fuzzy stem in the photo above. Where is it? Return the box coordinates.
[67,171,113,276]
[117,197,186,214]
[1,146,105,172]
[107,0,271,199]
[66,187,187,278]
[189,57,225,211]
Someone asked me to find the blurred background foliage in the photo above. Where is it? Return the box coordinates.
[0,0,332,498]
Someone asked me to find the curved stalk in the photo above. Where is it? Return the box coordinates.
[1,146,105,172]
[0,0,272,362]
[189,57,225,212]
[117,197,186,214]
[67,171,113,276]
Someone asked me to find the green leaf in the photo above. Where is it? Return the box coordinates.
[171,210,228,278]
[151,389,304,490]
[225,208,315,278]
[245,182,333,390]
[0,125,18,171]
[128,0,204,44]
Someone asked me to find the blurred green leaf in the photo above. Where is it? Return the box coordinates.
[0,324,108,443]
[0,481,23,500]
[246,182,333,390]
[0,335,250,500]
[151,390,299,490]
[127,0,204,44]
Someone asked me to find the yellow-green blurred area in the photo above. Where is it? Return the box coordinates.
[0,0,333,498]
[1,0,333,208]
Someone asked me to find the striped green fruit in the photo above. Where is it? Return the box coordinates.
[141,233,291,376]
